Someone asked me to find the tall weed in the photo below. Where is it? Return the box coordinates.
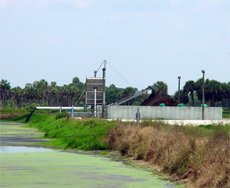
[55,111,69,119]
[105,122,230,188]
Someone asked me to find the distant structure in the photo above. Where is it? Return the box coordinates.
[85,77,104,105]
[141,93,178,106]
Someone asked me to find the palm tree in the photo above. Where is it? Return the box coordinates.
[194,78,203,102]
[72,77,85,92]
[0,79,11,108]
[153,81,168,95]
[72,77,80,85]
[48,82,58,106]
[33,79,48,104]
[24,83,36,105]
[205,80,222,106]
[219,82,229,107]
[51,81,57,87]
[49,86,58,106]
[11,86,23,109]
[174,90,189,104]
[66,84,79,106]
[183,80,195,106]
[227,82,230,109]
[57,86,68,106]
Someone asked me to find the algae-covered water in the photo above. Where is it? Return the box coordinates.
[0,122,176,188]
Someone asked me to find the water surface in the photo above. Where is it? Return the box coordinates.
[0,146,53,153]
[0,148,175,188]
[0,122,177,188]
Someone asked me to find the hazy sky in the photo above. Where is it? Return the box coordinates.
[0,0,229,95]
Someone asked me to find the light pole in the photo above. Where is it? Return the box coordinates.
[102,68,106,118]
[178,76,181,103]
[201,70,205,120]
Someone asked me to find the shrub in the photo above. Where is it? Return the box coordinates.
[55,111,69,119]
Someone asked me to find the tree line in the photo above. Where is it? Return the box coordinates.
[0,77,84,109]
[0,77,229,109]
[174,79,230,108]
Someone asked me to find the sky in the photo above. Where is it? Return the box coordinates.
[0,0,229,95]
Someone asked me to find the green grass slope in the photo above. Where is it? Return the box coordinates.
[21,112,118,150]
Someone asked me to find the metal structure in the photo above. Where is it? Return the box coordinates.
[85,77,105,105]
[109,85,154,106]
[36,107,88,110]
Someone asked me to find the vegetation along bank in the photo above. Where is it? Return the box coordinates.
[4,111,229,188]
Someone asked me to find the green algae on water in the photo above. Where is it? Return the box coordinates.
[0,150,175,188]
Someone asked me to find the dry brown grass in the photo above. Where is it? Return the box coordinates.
[104,122,230,188]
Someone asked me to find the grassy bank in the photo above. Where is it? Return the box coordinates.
[104,121,230,188]
[0,109,28,120]
[21,112,117,150]
[5,112,230,187]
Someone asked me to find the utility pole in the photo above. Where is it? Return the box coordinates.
[178,76,181,103]
[201,70,205,120]
[102,68,106,118]
[93,60,107,118]
[94,87,97,118]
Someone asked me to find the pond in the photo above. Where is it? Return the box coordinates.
[0,123,177,188]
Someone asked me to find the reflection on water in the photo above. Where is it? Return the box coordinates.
[0,146,53,153]
[0,122,24,125]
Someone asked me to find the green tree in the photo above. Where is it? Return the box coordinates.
[0,79,11,108]
[174,90,189,104]
[153,81,168,95]
[183,80,195,106]
[24,83,36,105]
[33,79,48,104]
[72,77,85,91]
[66,84,80,106]
[57,86,68,106]
[72,77,80,84]
[225,82,230,109]
[106,84,122,104]
[11,86,23,109]
[205,79,222,106]
[118,87,138,105]
[194,78,225,107]
[49,86,58,106]
[51,81,57,87]
[194,78,203,102]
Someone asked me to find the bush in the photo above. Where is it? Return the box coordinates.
[55,111,69,119]
[25,103,37,112]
